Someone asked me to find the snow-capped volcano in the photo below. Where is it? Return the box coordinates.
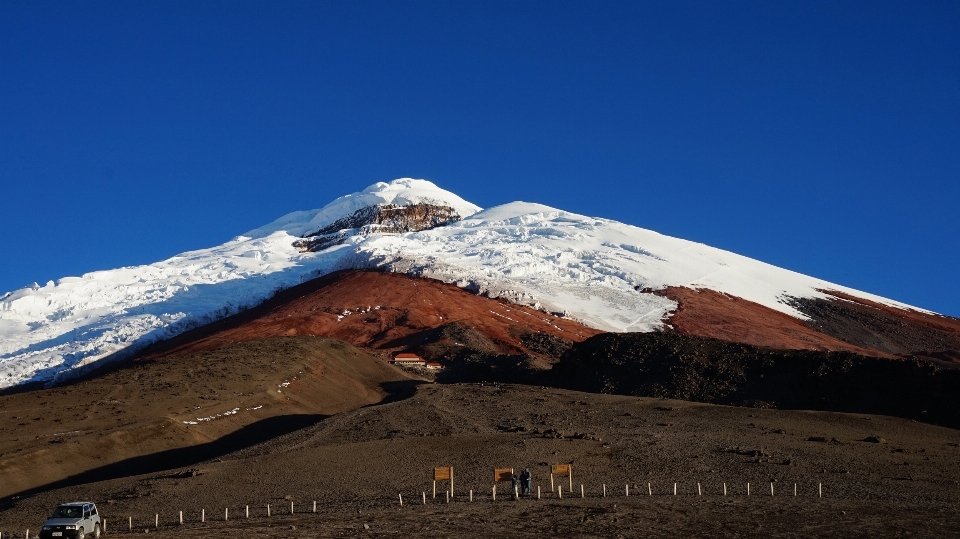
[0,178,952,389]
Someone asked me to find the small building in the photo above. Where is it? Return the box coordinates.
[389,352,425,366]
[425,362,443,370]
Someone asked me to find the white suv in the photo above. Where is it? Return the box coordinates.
[39,502,102,539]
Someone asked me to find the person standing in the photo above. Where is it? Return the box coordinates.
[519,468,532,495]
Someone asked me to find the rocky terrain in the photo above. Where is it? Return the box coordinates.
[293,203,467,252]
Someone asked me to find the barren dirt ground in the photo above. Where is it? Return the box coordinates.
[0,337,417,498]
[3,384,959,537]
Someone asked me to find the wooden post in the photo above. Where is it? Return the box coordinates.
[493,485,496,501]
[794,483,797,497]
[103,519,107,532]
[201,509,205,523]
[723,483,727,496]
[698,482,702,496]
[470,489,474,502]
[246,505,249,519]
[625,484,629,497]
[603,484,606,497]
[558,484,563,499]
[771,483,774,496]
[423,492,427,505]
[433,480,437,499]
[514,485,519,500]
[569,466,573,492]
[156,513,159,527]
[550,473,554,492]
[446,491,450,504]
[537,486,541,500]
[747,483,750,496]
[290,501,294,515]
[313,500,317,513]
[819,483,822,498]
[648,483,652,496]
[580,484,584,498]
[267,504,271,517]
[450,467,454,498]
[225,507,228,521]
[399,493,403,506]
[179,511,183,525]
[673,483,677,496]
[129,516,132,530]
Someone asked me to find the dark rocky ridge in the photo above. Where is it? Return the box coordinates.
[547,332,960,429]
[293,203,464,252]
[788,293,960,360]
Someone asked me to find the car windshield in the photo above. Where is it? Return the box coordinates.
[51,506,83,518]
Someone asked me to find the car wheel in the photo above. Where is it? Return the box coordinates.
[77,527,85,539]
[92,522,102,538]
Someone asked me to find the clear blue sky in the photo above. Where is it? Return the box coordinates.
[1,1,958,316]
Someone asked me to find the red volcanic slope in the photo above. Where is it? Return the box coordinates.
[657,287,891,356]
[658,286,960,362]
[144,270,601,359]
[138,270,960,365]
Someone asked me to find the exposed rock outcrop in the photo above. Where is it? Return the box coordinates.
[293,204,464,252]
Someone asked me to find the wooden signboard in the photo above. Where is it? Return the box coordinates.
[432,466,453,498]
[494,468,515,482]
[550,464,573,491]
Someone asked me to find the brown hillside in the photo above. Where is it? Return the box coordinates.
[0,337,418,498]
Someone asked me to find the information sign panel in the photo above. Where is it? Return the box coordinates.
[434,467,452,481]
